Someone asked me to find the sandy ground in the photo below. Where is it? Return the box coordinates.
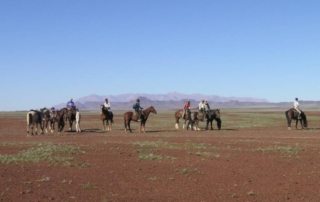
[0,113,320,202]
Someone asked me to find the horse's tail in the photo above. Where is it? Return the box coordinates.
[26,112,31,126]
[285,110,292,128]
[124,113,127,129]
[216,117,222,130]
[110,112,114,123]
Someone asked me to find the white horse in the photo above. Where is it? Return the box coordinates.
[75,110,81,133]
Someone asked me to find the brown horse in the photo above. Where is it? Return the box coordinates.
[124,106,157,133]
[41,108,51,134]
[49,108,67,133]
[174,109,198,130]
[285,108,308,130]
[100,105,114,131]
[65,107,77,131]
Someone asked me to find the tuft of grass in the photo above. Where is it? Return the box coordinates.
[137,148,176,161]
[134,140,218,160]
[0,143,83,165]
[134,140,213,151]
[256,145,302,156]
[81,182,97,190]
[178,167,199,175]
[189,151,220,159]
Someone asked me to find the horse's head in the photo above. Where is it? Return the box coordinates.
[301,112,308,128]
[149,106,157,114]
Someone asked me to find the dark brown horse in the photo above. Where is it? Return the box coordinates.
[41,108,51,134]
[100,105,114,131]
[202,109,222,130]
[65,107,76,131]
[285,108,307,130]
[124,106,157,133]
[50,108,67,133]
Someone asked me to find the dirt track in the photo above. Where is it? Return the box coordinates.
[1,113,320,202]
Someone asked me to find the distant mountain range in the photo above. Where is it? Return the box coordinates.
[54,92,319,111]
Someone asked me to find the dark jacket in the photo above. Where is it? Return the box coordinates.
[133,102,143,112]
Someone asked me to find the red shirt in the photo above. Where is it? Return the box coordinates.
[183,102,190,110]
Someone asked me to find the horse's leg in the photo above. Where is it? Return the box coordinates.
[30,124,34,135]
[69,120,72,131]
[295,120,299,129]
[124,119,127,133]
[299,119,304,129]
[128,120,132,133]
[286,117,292,130]
[210,120,213,130]
[109,119,112,131]
[175,117,180,129]
[102,119,106,131]
[205,120,209,130]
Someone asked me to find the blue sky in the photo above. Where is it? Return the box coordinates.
[1,0,320,110]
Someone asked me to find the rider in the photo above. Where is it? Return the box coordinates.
[198,100,206,113]
[133,98,143,121]
[182,100,191,119]
[198,100,207,121]
[293,97,301,119]
[103,98,111,110]
[204,100,210,112]
[66,98,76,110]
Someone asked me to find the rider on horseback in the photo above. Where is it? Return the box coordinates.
[67,98,76,110]
[133,99,143,121]
[293,97,302,119]
[205,100,210,111]
[103,98,111,110]
[182,100,191,119]
[198,100,206,120]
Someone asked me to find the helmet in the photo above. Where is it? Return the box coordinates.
[105,98,108,102]
[295,97,299,101]
[136,99,140,102]
[202,99,205,102]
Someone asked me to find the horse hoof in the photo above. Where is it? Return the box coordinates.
[288,127,291,130]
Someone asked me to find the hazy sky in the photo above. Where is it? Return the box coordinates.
[1,0,320,110]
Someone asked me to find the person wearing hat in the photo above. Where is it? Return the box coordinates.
[293,97,301,119]
[198,100,206,113]
[103,98,111,111]
[133,98,143,121]
[66,98,75,109]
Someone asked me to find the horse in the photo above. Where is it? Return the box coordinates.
[174,109,199,130]
[285,108,308,130]
[100,105,114,131]
[26,110,44,135]
[204,109,222,130]
[124,106,157,133]
[50,108,67,133]
[41,108,52,134]
[65,107,76,131]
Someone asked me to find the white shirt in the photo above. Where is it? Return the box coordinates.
[104,102,111,109]
[198,102,205,110]
[293,100,299,109]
